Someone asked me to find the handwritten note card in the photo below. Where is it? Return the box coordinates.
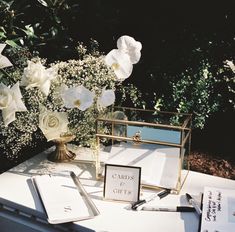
[103,164,141,202]
[200,186,235,232]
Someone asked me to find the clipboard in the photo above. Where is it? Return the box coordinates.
[32,172,99,224]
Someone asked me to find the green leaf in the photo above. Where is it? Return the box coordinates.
[37,0,49,7]
[1,0,14,8]
[23,25,37,38]
[5,40,21,49]
[0,27,7,33]
[0,32,6,39]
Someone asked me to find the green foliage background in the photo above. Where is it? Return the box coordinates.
[0,0,234,158]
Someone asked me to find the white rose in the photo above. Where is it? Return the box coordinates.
[0,82,27,126]
[39,110,69,141]
[21,60,57,96]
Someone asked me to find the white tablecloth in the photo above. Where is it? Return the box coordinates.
[0,147,235,232]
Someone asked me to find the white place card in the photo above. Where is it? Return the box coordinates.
[103,164,141,202]
[200,186,235,232]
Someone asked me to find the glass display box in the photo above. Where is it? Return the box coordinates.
[95,106,192,193]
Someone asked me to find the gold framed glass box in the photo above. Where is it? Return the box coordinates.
[95,106,192,194]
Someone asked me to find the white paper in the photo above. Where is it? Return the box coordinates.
[104,165,140,202]
[102,142,181,189]
[33,175,91,224]
[200,186,235,232]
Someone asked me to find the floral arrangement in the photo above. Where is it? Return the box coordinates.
[0,36,142,160]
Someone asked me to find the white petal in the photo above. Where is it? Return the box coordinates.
[105,49,117,66]
[60,83,68,93]
[0,44,6,54]
[5,101,17,114]
[0,55,13,68]
[40,80,51,96]
[76,86,95,111]
[0,83,12,109]
[11,82,27,111]
[127,49,141,64]
[2,106,16,126]
[98,89,115,107]
[0,82,27,126]
[105,49,133,81]
[117,35,142,64]
[17,100,27,112]
[61,85,94,110]
[11,82,23,99]
[117,35,142,51]
[61,87,79,108]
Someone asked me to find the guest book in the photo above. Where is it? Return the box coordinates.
[33,172,99,224]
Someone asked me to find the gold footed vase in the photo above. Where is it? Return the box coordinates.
[48,135,76,162]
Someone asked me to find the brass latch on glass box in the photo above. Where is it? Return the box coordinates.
[95,106,192,194]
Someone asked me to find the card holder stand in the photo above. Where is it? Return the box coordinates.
[95,106,192,194]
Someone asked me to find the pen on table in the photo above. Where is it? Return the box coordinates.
[70,171,100,216]
[185,193,202,216]
[131,189,171,210]
[141,205,195,212]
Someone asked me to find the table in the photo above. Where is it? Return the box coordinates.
[0,147,235,232]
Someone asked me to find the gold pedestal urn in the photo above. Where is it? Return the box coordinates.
[48,135,76,162]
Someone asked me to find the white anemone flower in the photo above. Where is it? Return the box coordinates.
[21,60,57,96]
[0,82,27,126]
[105,49,133,81]
[0,44,13,69]
[61,85,95,111]
[97,89,115,108]
[117,35,142,64]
